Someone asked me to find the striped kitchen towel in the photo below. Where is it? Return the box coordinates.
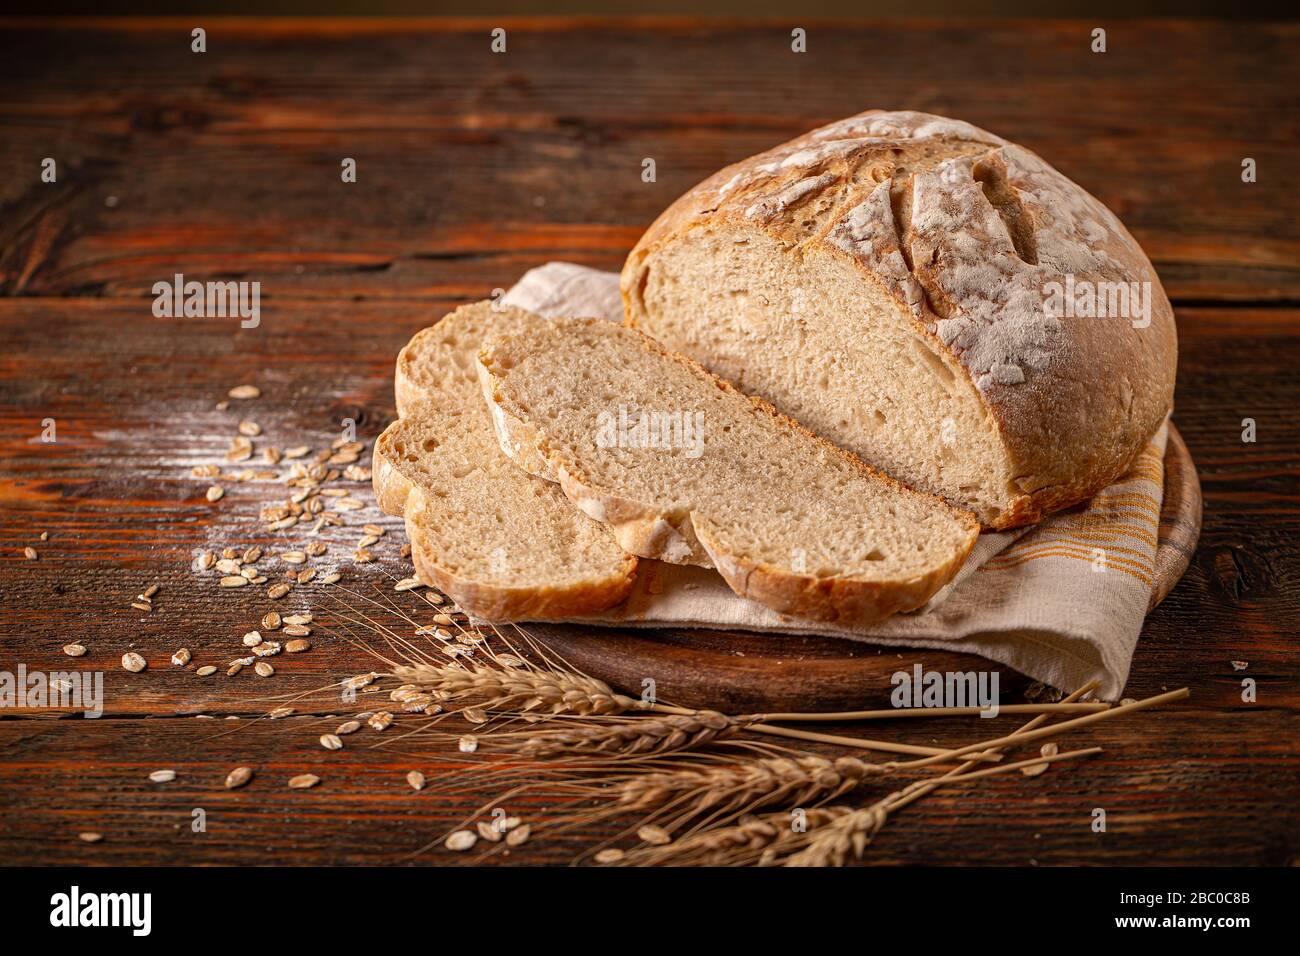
[502,262,1169,699]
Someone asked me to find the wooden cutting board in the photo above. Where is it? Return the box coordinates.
[530,423,1202,712]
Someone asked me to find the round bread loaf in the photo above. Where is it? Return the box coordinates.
[621,110,1177,528]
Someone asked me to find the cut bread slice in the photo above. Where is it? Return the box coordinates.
[373,301,636,621]
[477,315,980,626]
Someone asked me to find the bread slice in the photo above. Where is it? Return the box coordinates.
[373,301,636,621]
[477,314,980,626]
[621,110,1177,529]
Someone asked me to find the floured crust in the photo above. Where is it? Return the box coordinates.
[476,318,980,627]
[622,109,1178,529]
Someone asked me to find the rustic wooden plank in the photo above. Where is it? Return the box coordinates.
[0,707,1293,866]
[0,18,1296,300]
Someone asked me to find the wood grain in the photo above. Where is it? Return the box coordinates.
[0,16,1296,866]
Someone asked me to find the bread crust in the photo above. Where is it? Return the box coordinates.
[477,317,979,627]
[621,110,1177,529]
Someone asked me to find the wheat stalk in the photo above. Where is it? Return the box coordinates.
[783,746,1103,866]
[616,807,853,866]
[391,661,640,716]
[498,711,754,759]
[612,753,885,828]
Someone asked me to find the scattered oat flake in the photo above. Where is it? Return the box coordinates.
[407,771,426,791]
[288,774,320,790]
[445,830,476,852]
[238,420,261,437]
[320,734,343,751]
[149,770,176,783]
[254,661,274,677]
[1230,660,1248,671]
[78,832,103,844]
[195,665,217,677]
[206,485,224,502]
[394,577,421,592]
[458,735,478,753]
[225,766,254,789]
[368,712,393,731]
[242,631,263,647]
[478,821,502,842]
[131,602,152,612]
[462,707,488,725]
[220,576,249,588]
[594,848,625,864]
[269,705,294,718]
[267,583,291,599]
[638,825,671,846]
[362,524,385,537]
[505,824,530,847]
[282,623,311,637]
[285,639,311,653]
[63,644,87,657]
[40,531,49,541]
[261,612,281,630]
[229,385,260,399]
[319,572,341,585]
[433,613,454,625]
[121,652,147,673]
[24,547,38,560]
[1021,743,1057,777]
[284,613,312,625]
[171,648,191,665]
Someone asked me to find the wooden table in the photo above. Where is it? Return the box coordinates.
[0,16,1296,867]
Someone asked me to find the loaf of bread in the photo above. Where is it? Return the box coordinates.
[477,314,979,626]
[373,302,637,620]
[622,110,1177,528]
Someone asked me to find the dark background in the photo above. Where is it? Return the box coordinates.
[3,1,1293,19]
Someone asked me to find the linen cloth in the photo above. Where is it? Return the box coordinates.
[501,262,1167,699]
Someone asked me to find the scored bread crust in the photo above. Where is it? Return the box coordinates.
[477,318,979,626]
[621,109,1178,529]
[373,301,637,622]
